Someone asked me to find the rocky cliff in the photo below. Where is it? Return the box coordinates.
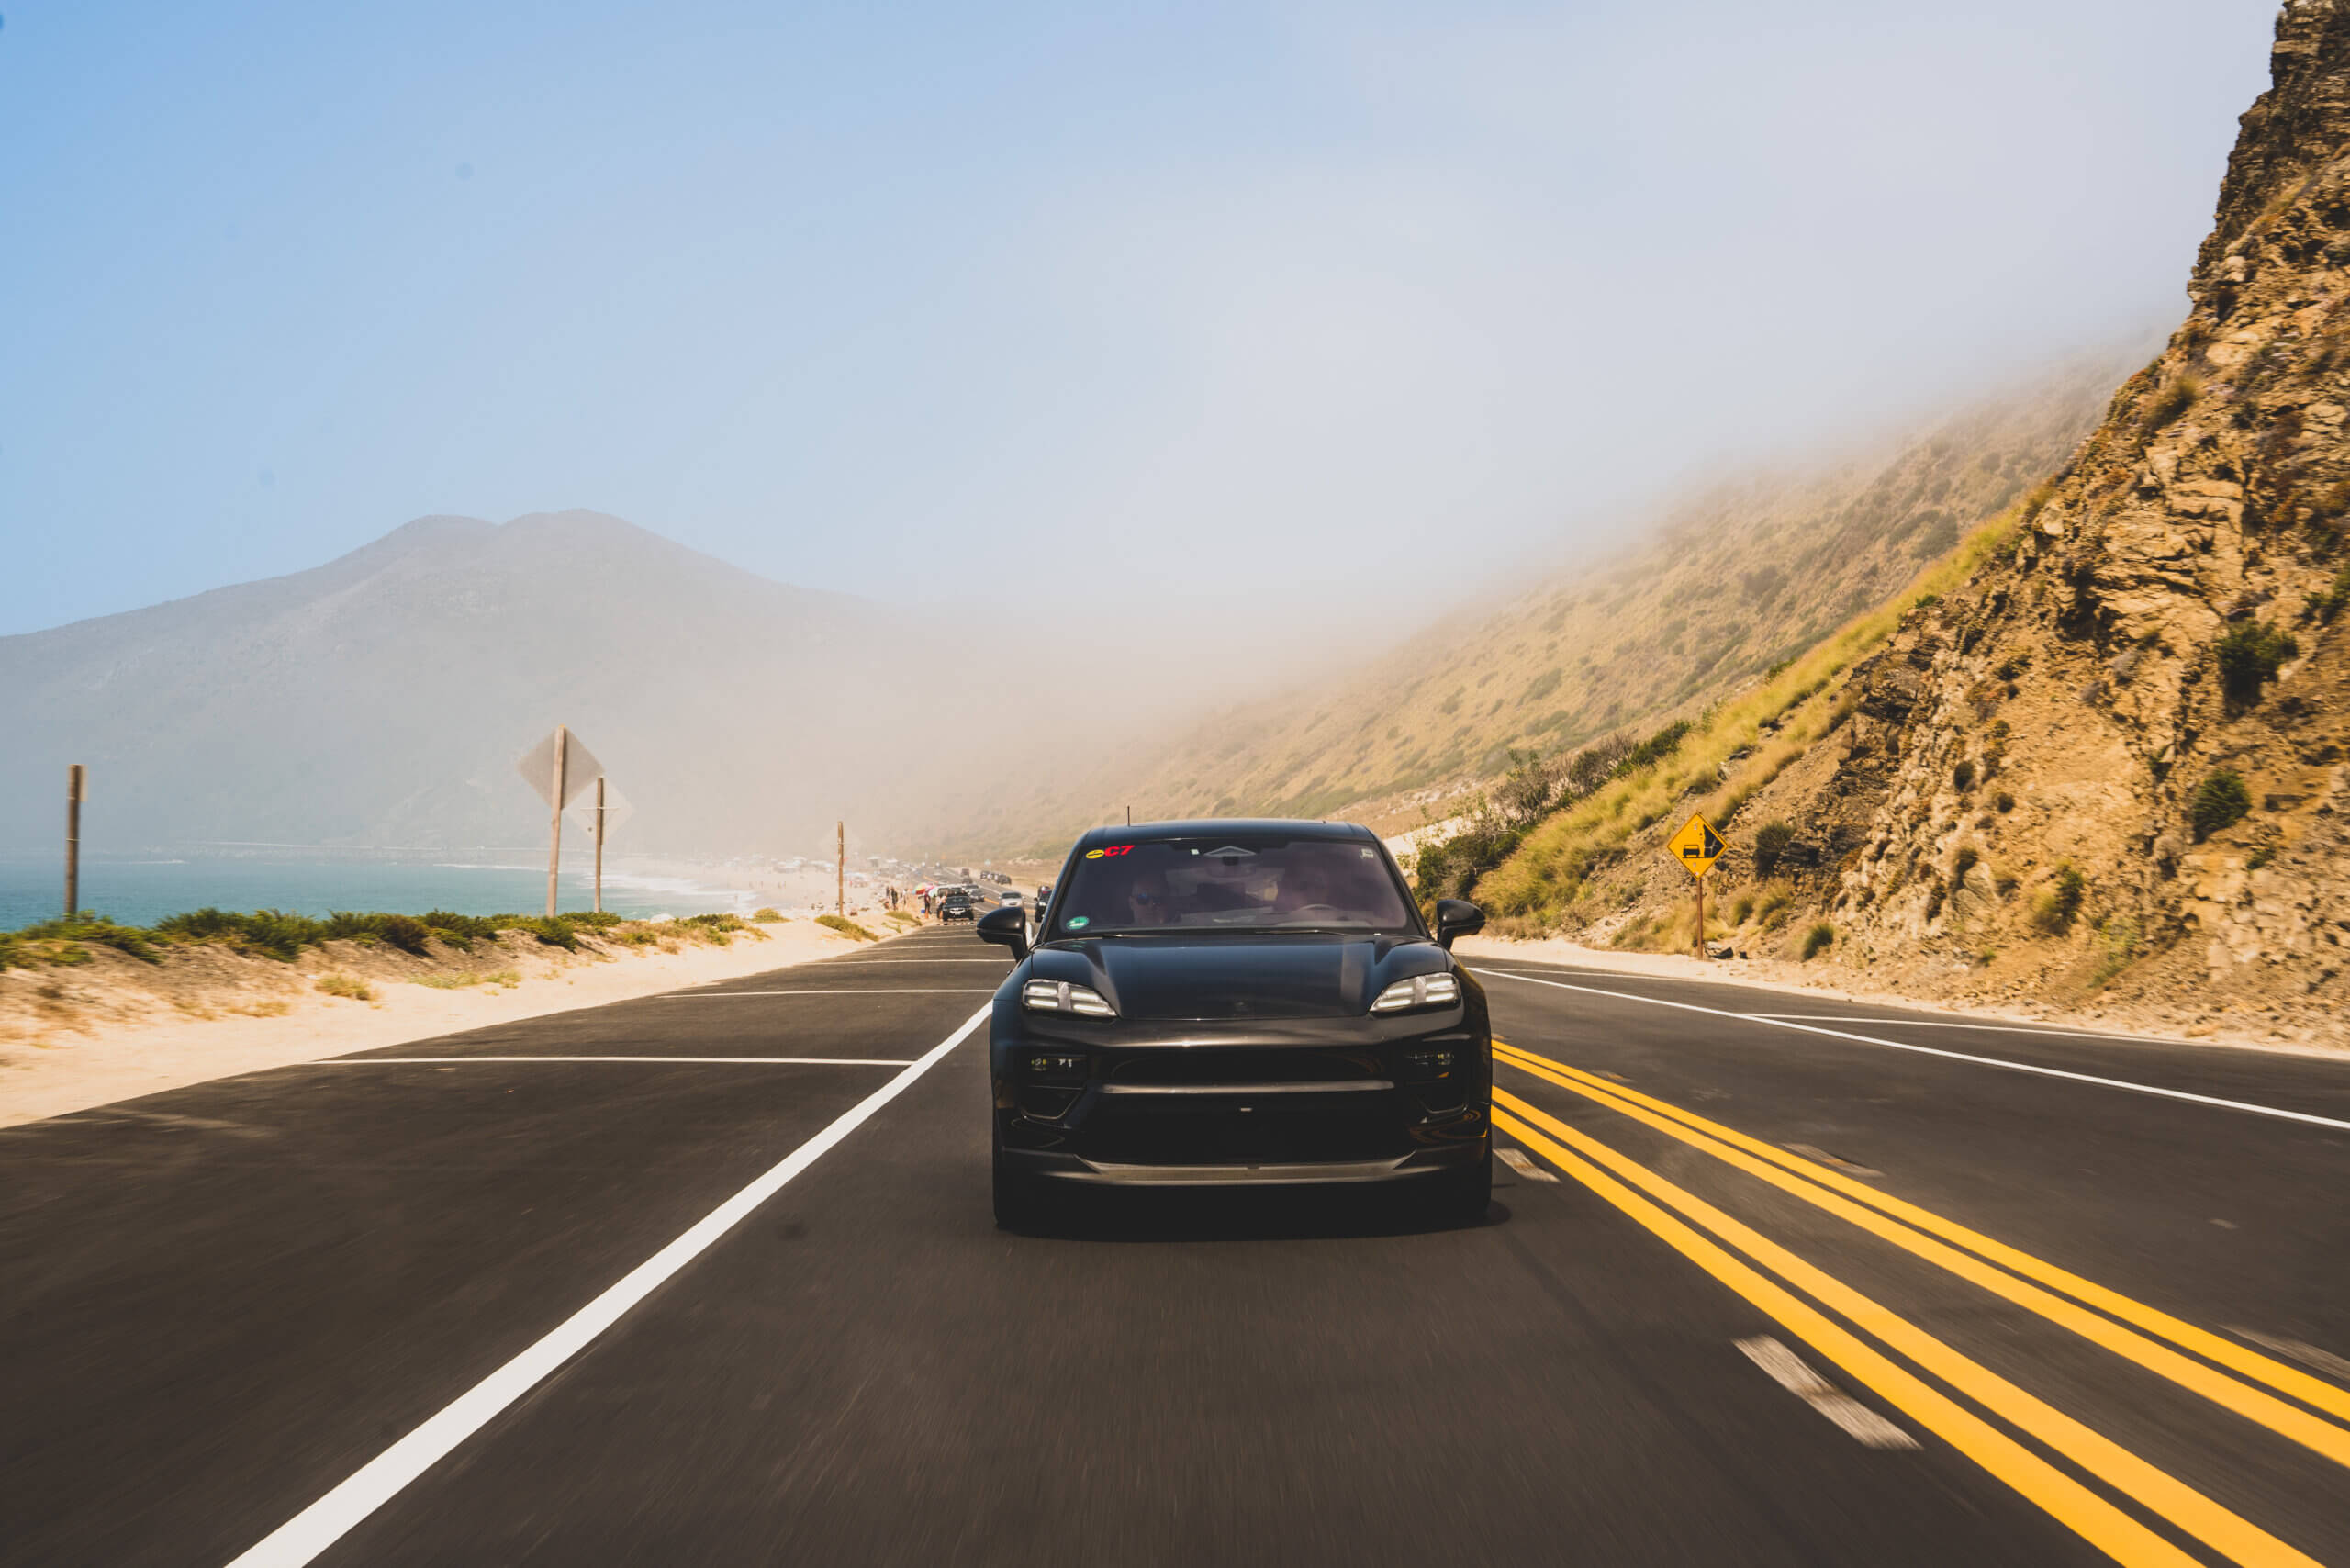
[1538,2,2350,1039]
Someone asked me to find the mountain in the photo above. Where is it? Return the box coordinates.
[0,510,1002,856]
[1477,0,2350,1037]
[934,348,2138,858]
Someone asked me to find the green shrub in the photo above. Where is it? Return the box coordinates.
[2215,622,2298,705]
[321,912,433,955]
[1752,821,1796,878]
[316,973,374,1001]
[1800,922,1835,960]
[11,913,162,962]
[2188,769,2252,840]
[752,908,783,922]
[1952,758,1976,792]
[1618,720,1694,775]
[1729,893,1756,926]
[816,913,876,941]
[420,910,504,947]
[1994,790,2016,813]
[2030,862,2087,935]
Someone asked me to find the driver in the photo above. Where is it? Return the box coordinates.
[1125,868,1172,927]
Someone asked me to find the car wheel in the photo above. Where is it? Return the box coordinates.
[1423,1147,1492,1227]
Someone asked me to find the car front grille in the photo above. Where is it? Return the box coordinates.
[1106,1047,1382,1089]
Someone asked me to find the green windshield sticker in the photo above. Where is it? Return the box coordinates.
[1067,915,1090,928]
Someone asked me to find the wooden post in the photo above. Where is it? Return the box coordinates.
[545,724,567,918]
[593,775,606,914]
[1125,806,1132,826]
[836,821,845,914]
[1695,871,1705,959]
[64,764,84,920]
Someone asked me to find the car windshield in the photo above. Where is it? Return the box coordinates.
[1048,835,1417,937]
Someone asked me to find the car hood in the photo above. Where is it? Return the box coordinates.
[1030,935,1443,1021]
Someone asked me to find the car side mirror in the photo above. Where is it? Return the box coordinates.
[1433,898,1484,950]
[976,906,1029,958]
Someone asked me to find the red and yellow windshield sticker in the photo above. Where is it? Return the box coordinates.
[1084,845,1134,859]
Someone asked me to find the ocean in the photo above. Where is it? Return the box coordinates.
[0,849,759,931]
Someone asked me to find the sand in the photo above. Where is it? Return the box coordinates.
[0,915,923,1129]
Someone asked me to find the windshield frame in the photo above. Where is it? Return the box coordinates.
[1037,831,1427,943]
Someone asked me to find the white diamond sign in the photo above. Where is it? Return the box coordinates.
[568,781,634,840]
[517,729,603,808]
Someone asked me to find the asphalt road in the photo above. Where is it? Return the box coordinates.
[6,926,2349,1566]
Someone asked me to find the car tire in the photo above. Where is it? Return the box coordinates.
[1424,1147,1493,1227]
[992,1144,1057,1231]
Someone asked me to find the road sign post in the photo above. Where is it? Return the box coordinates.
[1667,812,1725,958]
[517,727,604,919]
[64,764,84,920]
[545,725,567,918]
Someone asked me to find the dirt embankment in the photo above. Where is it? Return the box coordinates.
[0,909,930,1128]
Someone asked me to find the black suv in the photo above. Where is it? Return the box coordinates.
[977,819,1489,1227]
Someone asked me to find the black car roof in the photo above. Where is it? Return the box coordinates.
[1069,818,1380,851]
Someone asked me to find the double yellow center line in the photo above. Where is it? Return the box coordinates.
[1490,1038,2344,1568]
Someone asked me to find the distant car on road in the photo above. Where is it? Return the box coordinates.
[975,819,1490,1229]
[936,890,978,924]
[997,889,1024,908]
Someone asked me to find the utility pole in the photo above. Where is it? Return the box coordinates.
[836,821,845,914]
[1125,805,1133,826]
[592,776,607,915]
[64,764,84,920]
[545,723,568,918]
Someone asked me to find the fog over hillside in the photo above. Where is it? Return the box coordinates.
[914,340,2156,858]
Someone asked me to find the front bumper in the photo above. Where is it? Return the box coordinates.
[1001,1142,1485,1187]
[992,1012,1491,1186]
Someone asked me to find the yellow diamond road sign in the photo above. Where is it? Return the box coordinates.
[1668,812,1724,879]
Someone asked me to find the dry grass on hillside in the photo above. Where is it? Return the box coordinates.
[1471,499,2034,928]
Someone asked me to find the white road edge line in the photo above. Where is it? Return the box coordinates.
[315,1056,918,1067]
[1744,1014,2202,1043]
[1482,971,2350,1134]
[224,1003,991,1568]
[1736,1336,1919,1450]
[663,989,997,997]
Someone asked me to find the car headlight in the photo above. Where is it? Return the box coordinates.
[1370,972,1460,1014]
[1022,978,1115,1017]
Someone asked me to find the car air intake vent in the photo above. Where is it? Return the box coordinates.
[1110,1049,1381,1088]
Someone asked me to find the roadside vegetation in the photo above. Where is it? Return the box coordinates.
[1444,494,2036,928]
[815,913,878,940]
[0,906,764,971]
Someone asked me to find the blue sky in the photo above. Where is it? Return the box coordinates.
[0,0,2282,634]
